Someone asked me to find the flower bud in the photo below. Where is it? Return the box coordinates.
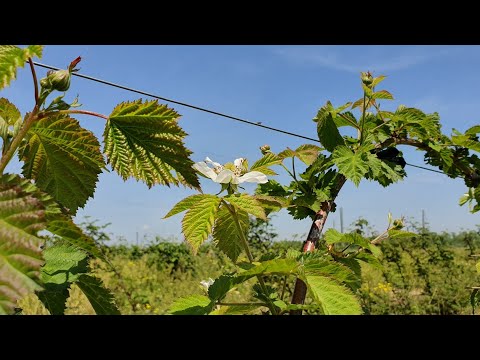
[392,218,404,230]
[361,71,373,87]
[46,69,71,92]
[260,144,271,155]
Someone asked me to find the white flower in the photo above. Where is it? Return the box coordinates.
[192,157,268,184]
[200,278,215,290]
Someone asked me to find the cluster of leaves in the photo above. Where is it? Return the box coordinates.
[0,45,200,314]
[168,71,480,314]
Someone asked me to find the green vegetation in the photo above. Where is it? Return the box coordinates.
[18,218,480,315]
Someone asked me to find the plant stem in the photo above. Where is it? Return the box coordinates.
[0,109,38,175]
[280,276,287,301]
[359,93,367,142]
[28,58,39,104]
[38,109,108,120]
[222,199,279,315]
[290,174,346,315]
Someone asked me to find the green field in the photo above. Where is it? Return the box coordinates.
[18,220,480,315]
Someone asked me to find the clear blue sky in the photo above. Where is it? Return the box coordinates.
[3,45,480,243]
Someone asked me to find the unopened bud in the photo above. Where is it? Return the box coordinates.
[260,144,271,155]
[46,69,71,92]
[392,218,404,230]
[361,71,373,87]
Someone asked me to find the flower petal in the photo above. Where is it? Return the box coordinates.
[215,169,234,183]
[193,162,217,180]
[236,171,268,184]
[205,157,222,168]
[234,158,245,167]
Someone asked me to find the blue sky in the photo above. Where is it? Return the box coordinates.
[3,45,480,243]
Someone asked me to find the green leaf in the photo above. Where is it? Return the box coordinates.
[332,146,369,186]
[324,229,344,244]
[37,243,88,315]
[40,244,88,285]
[237,258,299,279]
[169,294,214,315]
[371,90,394,100]
[76,274,121,315]
[302,275,362,315]
[387,229,417,240]
[476,261,479,274]
[225,194,266,220]
[465,125,480,136]
[36,285,69,316]
[250,153,281,175]
[0,97,22,141]
[252,194,287,213]
[334,112,359,129]
[452,135,480,153]
[294,144,323,165]
[316,112,345,152]
[210,304,265,315]
[20,114,105,214]
[104,99,199,189]
[208,275,240,301]
[213,206,247,262]
[0,176,46,314]
[371,75,386,88]
[0,45,43,89]
[46,216,104,260]
[278,144,323,166]
[164,194,214,219]
[182,196,221,253]
[303,257,361,291]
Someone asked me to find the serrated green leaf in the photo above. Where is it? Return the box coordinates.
[278,145,322,166]
[36,285,69,315]
[40,244,88,285]
[208,275,240,301]
[169,294,213,315]
[37,243,88,315]
[182,196,221,253]
[20,114,105,214]
[324,229,344,244]
[332,146,369,186]
[302,275,362,315]
[334,111,359,129]
[225,194,266,220]
[250,153,281,175]
[252,194,286,213]
[46,216,104,260]
[317,112,345,152]
[476,261,480,274]
[164,194,216,219]
[76,274,120,315]
[237,258,299,279]
[303,257,361,291]
[0,45,42,89]
[213,206,246,262]
[0,97,21,141]
[371,90,394,100]
[0,176,46,314]
[104,99,199,189]
[452,135,480,153]
[294,144,323,165]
